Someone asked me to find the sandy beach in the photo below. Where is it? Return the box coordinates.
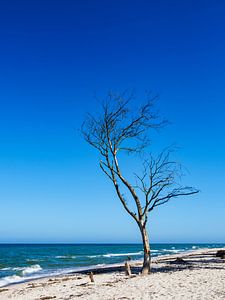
[0,248,225,300]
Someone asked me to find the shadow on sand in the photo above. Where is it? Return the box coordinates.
[73,253,225,276]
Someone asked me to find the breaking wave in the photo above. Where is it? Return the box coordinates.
[103,251,143,258]
[21,264,42,275]
[0,265,42,287]
[0,264,42,274]
[55,256,76,259]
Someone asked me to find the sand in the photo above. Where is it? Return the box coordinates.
[1,248,225,300]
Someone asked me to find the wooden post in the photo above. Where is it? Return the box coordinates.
[125,261,132,276]
[88,272,94,283]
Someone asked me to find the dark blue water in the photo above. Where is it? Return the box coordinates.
[0,243,224,287]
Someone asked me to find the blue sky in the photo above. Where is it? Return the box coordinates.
[0,0,224,243]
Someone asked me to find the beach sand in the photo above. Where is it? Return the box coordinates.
[1,248,225,300]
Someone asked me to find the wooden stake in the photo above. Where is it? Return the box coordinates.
[88,272,94,283]
[125,261,132,276]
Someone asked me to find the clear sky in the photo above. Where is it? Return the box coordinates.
[0,0,224,243]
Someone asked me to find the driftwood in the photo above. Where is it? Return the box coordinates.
[88,272,94,283]
[216,250,225,258]
[0,289,9,293]
[39,297,56,300]
[156,252,215,263]
[125,261,132,276]
[170,257,187,264]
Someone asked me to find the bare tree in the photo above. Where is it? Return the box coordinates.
[82,91,199,275]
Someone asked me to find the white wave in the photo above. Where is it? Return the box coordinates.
[192,246,198,249]
[8,265,42,275]
[103,251,143,258]
[0,275,23,287]
[87,255,100,258]
[162,249,180,253]
[0,265,43,287]
[3,265,42,274]
[26,259,42,262]
[151,250,160,252]
[12,267,24,271]
[55,255,76,259]
[22,264,42,275]
[20,265,42,276]
[88,251,143,258]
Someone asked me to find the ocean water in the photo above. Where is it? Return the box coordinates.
[0,243,224,287]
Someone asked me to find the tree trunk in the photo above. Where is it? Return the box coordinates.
[139,223,151,275]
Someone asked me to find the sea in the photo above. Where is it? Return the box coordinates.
[0,243,224,287]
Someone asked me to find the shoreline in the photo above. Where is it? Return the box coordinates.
[0,246,218,288]
[1,247,225,299]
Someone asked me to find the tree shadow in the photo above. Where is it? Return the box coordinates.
[151,257,225,274]
[71,256,225,277]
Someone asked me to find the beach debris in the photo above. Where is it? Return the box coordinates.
[125,261,132,276]
[38,296,56,300]
[88,271,95,283]
[62,277,71,282]
[27,283,42,288]
[215,250,225,258]
[78,282,89,287]
[170,257,186,264]
[0,288,8,293]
